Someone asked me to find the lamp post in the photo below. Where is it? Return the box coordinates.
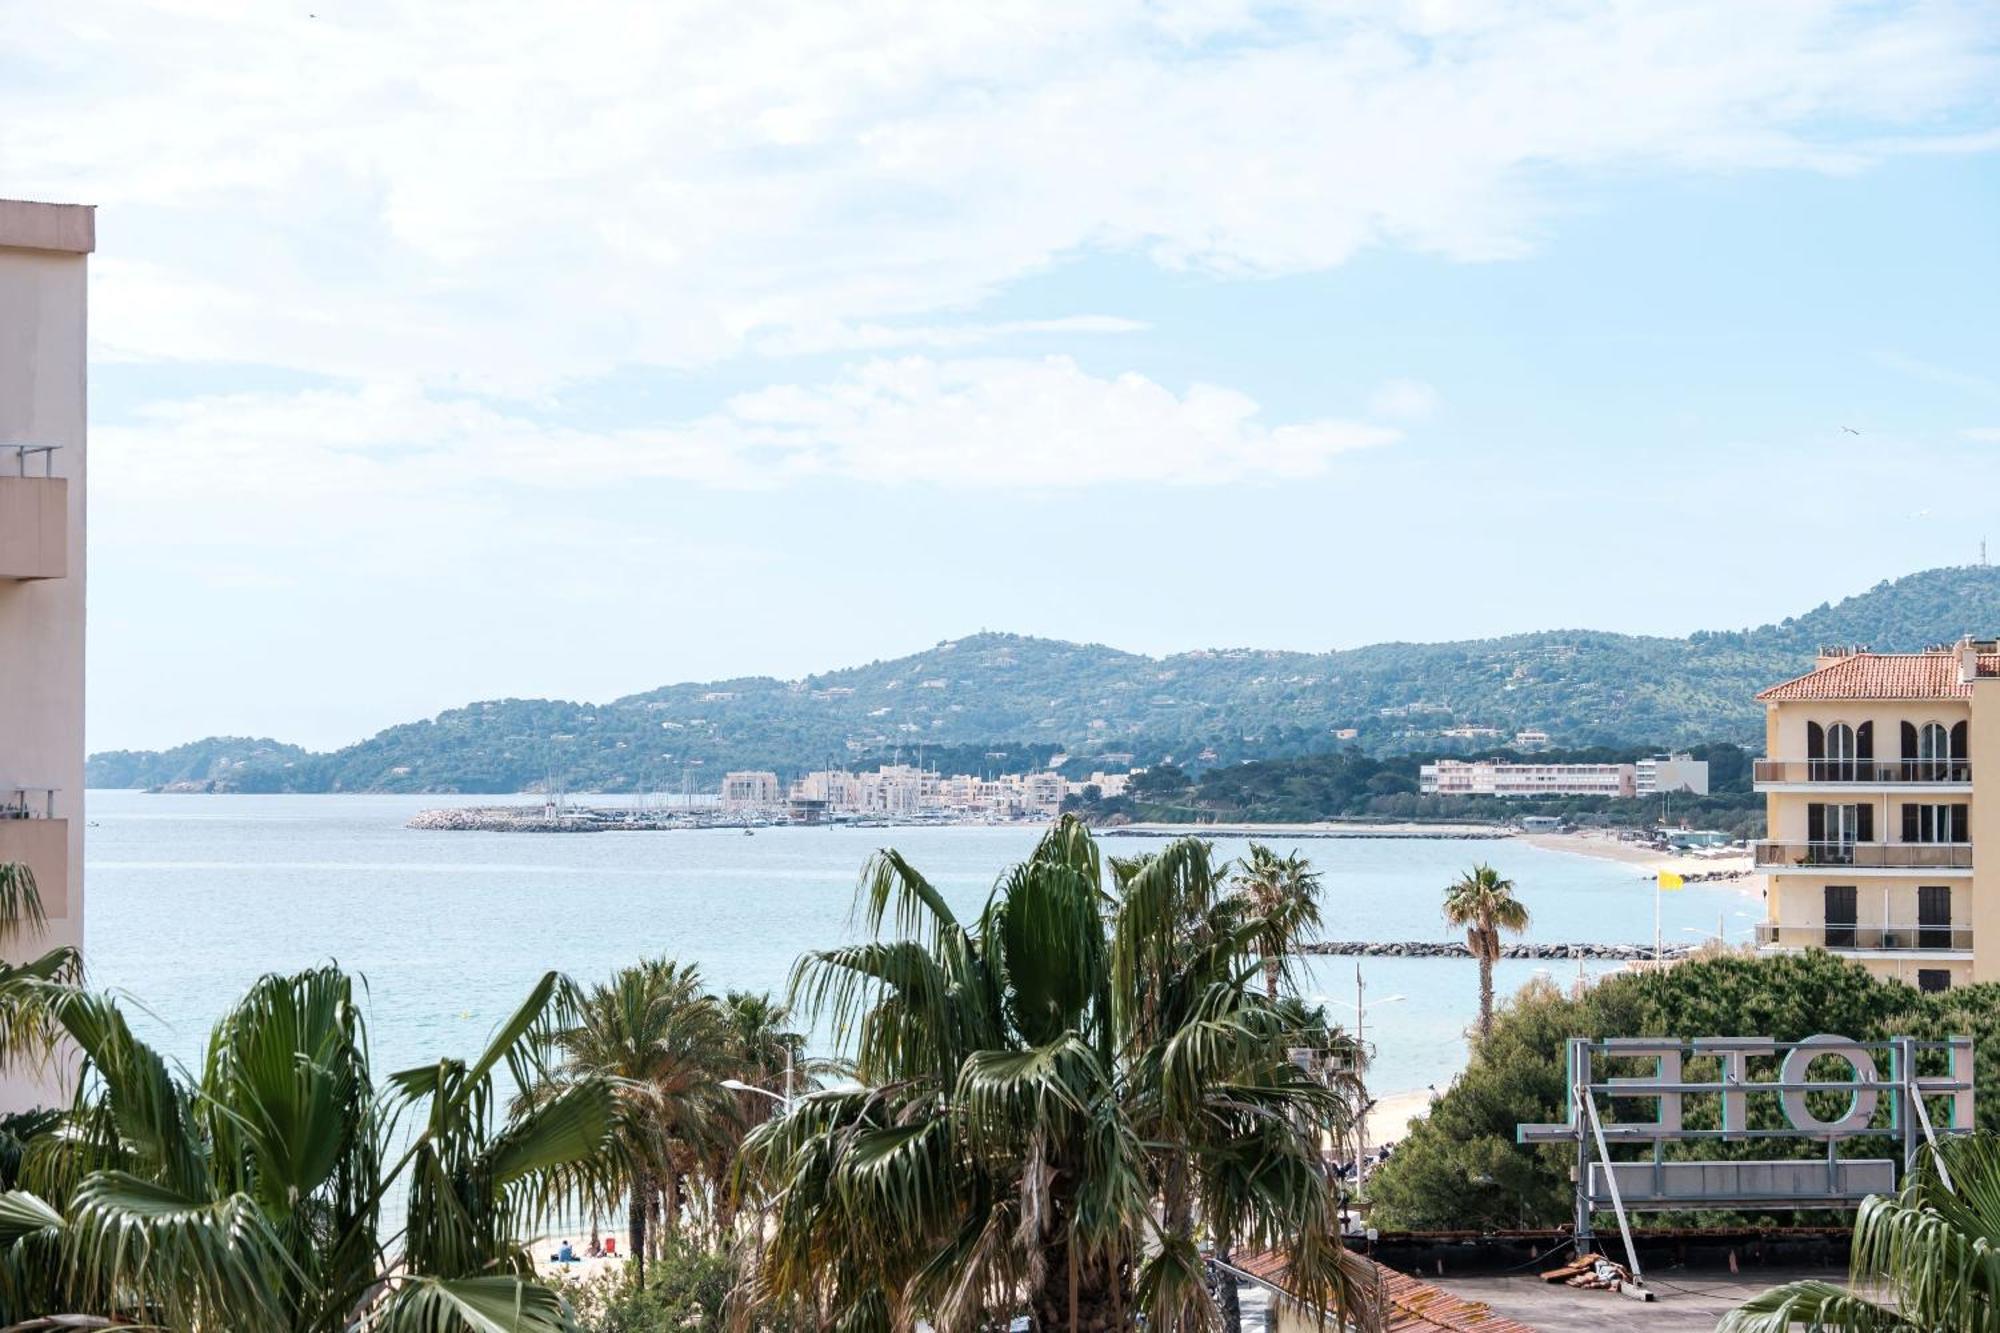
[720,1049,796,1110]
[1311,968,1406,1177]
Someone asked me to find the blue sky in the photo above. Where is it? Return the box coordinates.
[6,1,1999,750]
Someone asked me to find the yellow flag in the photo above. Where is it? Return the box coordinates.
[1657,871,1685,891]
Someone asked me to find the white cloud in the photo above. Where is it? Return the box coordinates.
[1367,378,1441,422]
[753,316,1150,358]
[6,0,1992,394]
[1964,428,2000,443]
[93,359,1399,557]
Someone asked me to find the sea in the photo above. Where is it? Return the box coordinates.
[84,792,1758,1102]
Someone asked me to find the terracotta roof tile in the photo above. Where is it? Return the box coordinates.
[1228,1251,1539,1333]
[1755,652,2000,703]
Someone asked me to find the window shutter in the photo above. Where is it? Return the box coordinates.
[1903,804,1920,842]
[1902,721,1918,760]
[1856,721,1874,762]
[1808,723,1825,760]
[1808,803,1825,842]
[1857,804,1874,842]
[1954,804,1969,842]
[1952,720,1969,761]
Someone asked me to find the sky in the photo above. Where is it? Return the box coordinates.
[5,1,1999,752]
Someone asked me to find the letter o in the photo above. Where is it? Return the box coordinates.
[1780,1035,1878,1133]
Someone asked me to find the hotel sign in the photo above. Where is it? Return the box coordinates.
[1518,1034,1973,1226]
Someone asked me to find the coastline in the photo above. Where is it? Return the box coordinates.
[1365,1087,1436,1147]
[1515,828,1763,898]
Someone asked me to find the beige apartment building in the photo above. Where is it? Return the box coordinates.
[0,200,92,1109]
[1754,642,1998,991]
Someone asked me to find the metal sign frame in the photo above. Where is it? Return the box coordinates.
[1517,1033,1974,1260]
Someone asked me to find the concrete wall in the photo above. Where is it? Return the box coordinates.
[0,201,91,1110]
[1970,679,2000,984]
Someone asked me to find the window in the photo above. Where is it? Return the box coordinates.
[1918,969,1951,994]
[1808,803,1871,859]
[1825,723,1856,781]
[1918,723,1950,779]
[1919,886,1952,949]
[1824,885,1857,949]
[1900,803,1968,843]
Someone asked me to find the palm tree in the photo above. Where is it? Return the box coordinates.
[1442,864,1530,1042]
[0,863,82,1074]
[0,965,614,1331]
[544,956,731,1284]
[1721,1133,2000,1330]
[739,816,1376,1333]
[1231,844,1323,1000]
[711,989,810,1242]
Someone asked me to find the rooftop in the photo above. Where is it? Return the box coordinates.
[0,199,96,255]
[1230,1251,1537,1333]
[1756,647,2000,703]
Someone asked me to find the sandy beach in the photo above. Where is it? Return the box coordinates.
[1365,1087,1436,1147]
[1517,828,1762,897]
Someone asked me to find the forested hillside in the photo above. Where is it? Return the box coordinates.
[89,566,2000,793]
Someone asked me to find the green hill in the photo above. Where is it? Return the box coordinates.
[88,565,2000,793]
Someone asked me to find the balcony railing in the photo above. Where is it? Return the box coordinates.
[1753,841,1974,869]
[0,787,57,820]
[5,445,58,477]
[1756,922,1972,952]
[1754,759,1971,784]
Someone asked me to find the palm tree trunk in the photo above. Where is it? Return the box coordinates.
[1263,957,1279,1002]
[1032,1234,1124,1332]
[1477,951,1494,1041]
[663,1167,681,1247]
[628,1175,648,1287]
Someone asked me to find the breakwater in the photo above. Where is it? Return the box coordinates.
[1303,940,1688,960]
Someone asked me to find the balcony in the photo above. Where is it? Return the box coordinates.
[0,786,66,919]
[1754,841,1973,871]
[0,446,66,581]
[1756,922,1972,953]
[1753,759,1971,788]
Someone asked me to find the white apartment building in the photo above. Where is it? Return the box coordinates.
[1635,752,1710,795]
[719,770,782,809]
[0,199,91,1111]
[1420,759,1636,798]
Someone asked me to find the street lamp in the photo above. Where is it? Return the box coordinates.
[1310,966,1407,1170]
[720,1049,797,1110]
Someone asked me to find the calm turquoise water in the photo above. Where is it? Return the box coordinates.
[83,792,1758,1098]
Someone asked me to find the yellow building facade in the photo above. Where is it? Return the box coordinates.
[1754,641,2000,991]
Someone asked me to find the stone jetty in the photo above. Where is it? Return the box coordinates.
[408,806,610,833]
[1302,940,1688,960]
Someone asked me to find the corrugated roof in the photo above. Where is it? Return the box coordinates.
[1755,652,2000,702]
[1229,1250,1539,1333]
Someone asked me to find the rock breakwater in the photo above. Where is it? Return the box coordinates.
[1302,940,1687,960]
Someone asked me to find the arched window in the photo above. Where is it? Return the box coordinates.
[1918,722,1950,780]
[1827,722,1856,781]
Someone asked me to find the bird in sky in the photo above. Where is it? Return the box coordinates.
[1841,426,1861,435]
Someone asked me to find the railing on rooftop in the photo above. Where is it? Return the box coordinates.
[1753,840,1973,870]
[5,445,59,478]
[1754,759,1971,785]
[1756,922,1972,952]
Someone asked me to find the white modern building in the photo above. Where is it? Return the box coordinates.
[1636,753,1710,795]
[1420,759,1636,798]
[0,199,92,1111]
[719,770,782,810]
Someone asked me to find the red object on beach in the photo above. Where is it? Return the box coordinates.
[604,1237,616,1256]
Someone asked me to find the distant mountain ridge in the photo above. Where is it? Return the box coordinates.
[87,565,2000,794]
